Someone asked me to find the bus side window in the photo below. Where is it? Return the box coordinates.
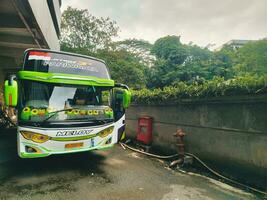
[113,89,124,121]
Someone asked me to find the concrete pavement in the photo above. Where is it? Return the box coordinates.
[0,145,263,200]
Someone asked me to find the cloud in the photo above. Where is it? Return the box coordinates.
[61,0,267,47]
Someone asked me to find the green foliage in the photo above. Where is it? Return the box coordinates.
[61,47,148,89]
[148,39,216,88]
[60,7,267,100]
[115,39,153,54]
[132,75,267,105]
[233,39,267,75]
[151,35,188,65]
[211,47,234,78]
[60,7,148,89]
[60,7,119,52]
[148,38,267,89]
[114,39,154,66]
[177,45,214,82]
[96,49,148,89]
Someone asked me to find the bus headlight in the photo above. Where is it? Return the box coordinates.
[20,131,50,143]
[98,126,114,138]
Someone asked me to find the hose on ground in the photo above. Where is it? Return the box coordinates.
[119,142,267,196]
[120,142,179,159]
[184,152,267,196]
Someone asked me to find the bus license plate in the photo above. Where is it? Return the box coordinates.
[65,142,84,149]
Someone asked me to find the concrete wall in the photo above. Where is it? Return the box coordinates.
[126,95,267,188]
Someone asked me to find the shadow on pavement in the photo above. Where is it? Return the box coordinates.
[0,149,108,181]
[0,128,110,196]
[0,148,110,198]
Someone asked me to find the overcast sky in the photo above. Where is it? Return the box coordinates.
[62,0,267,48]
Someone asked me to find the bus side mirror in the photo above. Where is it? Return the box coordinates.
[115,89,131,109]
[122,89,131,109]
[4,75,18,107]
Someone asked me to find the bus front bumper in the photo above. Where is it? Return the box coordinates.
[18,137,115,158]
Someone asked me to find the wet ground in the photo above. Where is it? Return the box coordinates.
[0,145,264,200]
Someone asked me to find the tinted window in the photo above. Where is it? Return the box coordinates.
[23,50,110,79]
[19,80,113,123]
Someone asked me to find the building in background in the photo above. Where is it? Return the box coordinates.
[225,39,253,50]
[215,39,253,51]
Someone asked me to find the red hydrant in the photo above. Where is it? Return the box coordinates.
[173,128,186,158]
[170,129,186,167]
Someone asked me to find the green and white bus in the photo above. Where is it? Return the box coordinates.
[4,49,131,158]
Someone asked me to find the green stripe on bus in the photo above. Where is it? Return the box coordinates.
[20,152,50,158]
[17,71,114,86]
[50,133,98,141]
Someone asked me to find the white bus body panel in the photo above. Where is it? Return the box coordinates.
[17,114,125,158]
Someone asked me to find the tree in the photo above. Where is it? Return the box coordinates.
[151,35,188,65]
[96,49,148,89]
[61,7,267,90]
[233,39,267,75]
[60,7,119,52]
[115,39,154,66]
[148,37,216,88]
[60,7,148,89]
[182,45,213,81]
[147,36,187,88]
[211,46,235,79]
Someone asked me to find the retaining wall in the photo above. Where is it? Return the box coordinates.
[126,95,267,188]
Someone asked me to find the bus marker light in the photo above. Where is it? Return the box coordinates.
[65,142,83,149]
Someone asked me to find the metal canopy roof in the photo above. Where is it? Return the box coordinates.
[0,0,60,74]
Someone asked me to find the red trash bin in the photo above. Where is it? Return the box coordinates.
[136,116,153,145]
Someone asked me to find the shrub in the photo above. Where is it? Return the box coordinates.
[132,75,267,105]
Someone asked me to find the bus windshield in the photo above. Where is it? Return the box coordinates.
[23,50,110,79]
[19,80,114,124]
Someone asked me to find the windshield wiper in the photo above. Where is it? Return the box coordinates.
[90,119,113,125]
[40,108,74,124]
[68,118,113,124]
